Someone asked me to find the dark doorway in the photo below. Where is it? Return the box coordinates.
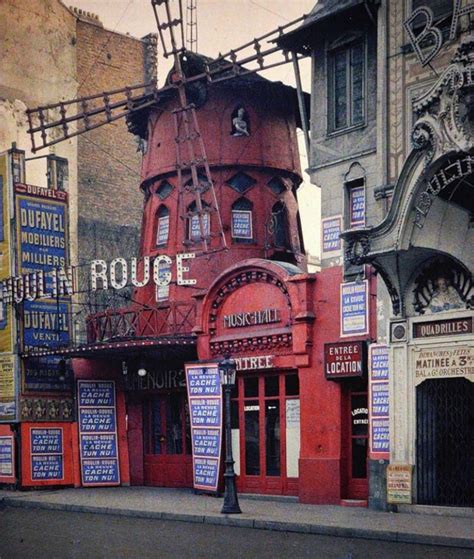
[416,378,473,506]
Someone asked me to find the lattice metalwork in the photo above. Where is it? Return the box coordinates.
[416,378,473,506]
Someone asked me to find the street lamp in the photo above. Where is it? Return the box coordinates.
[219,355,241,514]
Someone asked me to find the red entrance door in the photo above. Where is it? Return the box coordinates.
[232,372,300,496]
[345,391,369,500]
[143,393,192,487]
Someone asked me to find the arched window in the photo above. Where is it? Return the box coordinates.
[271,201,288,248]
[187,201,210,241]
[156,205,170,246]
[231,198,253,242]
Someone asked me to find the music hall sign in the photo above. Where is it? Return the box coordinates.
[324,341,367,380]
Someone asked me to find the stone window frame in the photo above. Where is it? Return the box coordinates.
[327,32,367,136]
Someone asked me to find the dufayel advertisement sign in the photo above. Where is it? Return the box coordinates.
[77,381,120,486]
[15,185,72,392]
[185,362,223,493]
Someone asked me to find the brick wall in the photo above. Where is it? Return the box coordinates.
[76,17,148,256]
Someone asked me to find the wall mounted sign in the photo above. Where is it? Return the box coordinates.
[30,428,63,481]
[185,363,223,493]
[370,344,389,382]
[15,184,72,391]
[321,215,342,258]
[77,381,120,486]
[324,341,366,380]
[371,382,389,417]
[124,368,185,391]
[231,210,252,239]
[21,300,72,392]
[404,2,474,67]
[0,354,16,422]
[349,186,366,228]
[223,309,280,329]
[413,345,474,385]
[0,435,14,478]
[0,155,14,356]
[413,317,473,339]
[234,355,274,371]
[340,280,369,337]
[387,464,413,505]
[369,344,390,457]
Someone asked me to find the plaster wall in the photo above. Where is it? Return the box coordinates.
[0,0,79,264]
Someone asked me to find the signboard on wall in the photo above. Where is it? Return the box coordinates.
[30,427,63,481]
[349,186,365,228]
[77,381,120,486]
[185,363,223,493]
[15,185,72,393]
[324,341,366,380]
[0,435,14,479]
[321,215,342,258]
[387,464,412,504]
[413,345,474,385]
[0,154,14,355]
[369,344,390,457]
[340,280,369,337]
[0,354,16,422]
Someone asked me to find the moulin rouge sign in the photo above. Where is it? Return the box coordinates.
[0,253,197,306]
[324,341,367,380]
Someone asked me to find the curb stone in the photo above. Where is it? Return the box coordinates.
[2,496,473,550]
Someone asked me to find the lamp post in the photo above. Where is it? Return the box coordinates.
[219,355,241,514]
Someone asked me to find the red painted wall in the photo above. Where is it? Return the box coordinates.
[298,266,377,504]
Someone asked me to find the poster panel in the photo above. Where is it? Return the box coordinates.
[340,280,369,337]
[349,186,366,228]
[369,344,390,458]
[30,427,64,481]
[0,154,14,355]
[321,215,342,258]
[232,210,252,239]
[0,435,14,479]
[15,187,72,393]
[77,381,120,486]
[387,464,413,504]
[185,363,223,492]
[0,354,16,422]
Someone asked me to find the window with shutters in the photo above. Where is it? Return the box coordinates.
[328,39,366,133]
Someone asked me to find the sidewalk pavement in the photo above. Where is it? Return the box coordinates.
[1,487,472,549]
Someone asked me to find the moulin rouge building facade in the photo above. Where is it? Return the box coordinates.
[0,50,380,504]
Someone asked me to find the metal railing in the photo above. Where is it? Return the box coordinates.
[86,302,196,343]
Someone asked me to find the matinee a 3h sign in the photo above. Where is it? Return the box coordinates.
[324,341,367,380]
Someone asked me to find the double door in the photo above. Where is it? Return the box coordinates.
[143,393,192,487]
[232,372,300,496]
